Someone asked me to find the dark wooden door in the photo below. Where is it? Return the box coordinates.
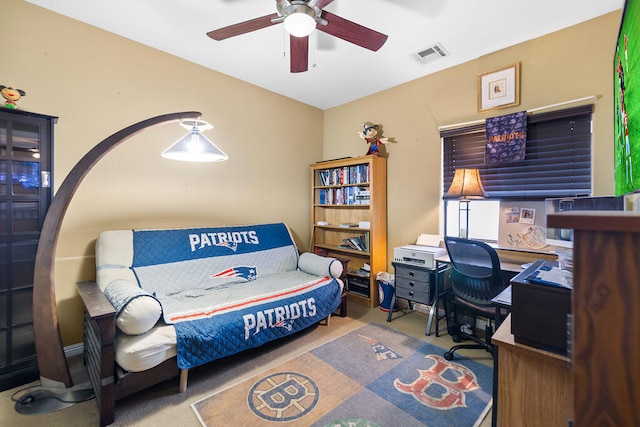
[0,108,54,391]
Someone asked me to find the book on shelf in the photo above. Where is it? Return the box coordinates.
[340,239,359,251]
[355,187,370,205]
[319,189,326,204]
[350,237,366,251]
[341,233,369,252]
[347,274,370,297]
[318,186,370,206]
[349,268,371,278]
[317,164,370,187]
[339,223,359,228]
[347,187,356,205]
[318,170,328,186]
[313,247,329,256]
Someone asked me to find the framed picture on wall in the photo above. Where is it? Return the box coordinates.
[477,62,521,112]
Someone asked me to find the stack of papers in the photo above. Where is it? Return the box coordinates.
[526,261,572,289]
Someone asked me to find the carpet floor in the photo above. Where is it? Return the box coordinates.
[193,322,492,427]
[0,304,493,426]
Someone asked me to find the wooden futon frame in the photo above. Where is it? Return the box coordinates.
[77,281,187,427]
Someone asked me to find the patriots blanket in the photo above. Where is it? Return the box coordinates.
[171,273,342,369]
[125,223,342,369]
[131,223,299,297]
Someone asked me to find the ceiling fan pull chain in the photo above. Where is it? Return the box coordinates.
[282,27,287,58]
[310,31,317,68]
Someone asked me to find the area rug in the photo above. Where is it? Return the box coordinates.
[192,322,492,427]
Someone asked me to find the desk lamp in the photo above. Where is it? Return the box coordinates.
[445,168,487,238]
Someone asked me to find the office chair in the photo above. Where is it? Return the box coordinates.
[442,236,507,360]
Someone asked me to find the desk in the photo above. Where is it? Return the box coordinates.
[489,285,512,427]
[491,285,511,329]
[492,314,573,426]
[388,246,557,338]
[490,261,569,427]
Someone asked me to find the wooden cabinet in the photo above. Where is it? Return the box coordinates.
[0,108,55,391]
[492,314,573,426]
[310,156,386,308]
[547,211,640,427]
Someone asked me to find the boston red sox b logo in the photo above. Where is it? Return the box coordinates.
[394,354,480,409]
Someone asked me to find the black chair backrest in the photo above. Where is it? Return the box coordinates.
[444,236,505,307]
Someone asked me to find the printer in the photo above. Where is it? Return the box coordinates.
[393,244,446,269]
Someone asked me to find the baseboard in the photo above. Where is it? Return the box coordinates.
[409,302,448,318]
[64,343,84,360]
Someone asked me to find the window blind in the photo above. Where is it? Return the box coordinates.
[442,105,593,200]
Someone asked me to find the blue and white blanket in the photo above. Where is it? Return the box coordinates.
[127,223,342,369]
[169,273,341,369]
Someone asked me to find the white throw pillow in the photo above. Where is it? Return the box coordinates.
[103,279,162,335]
[298,252,343,278]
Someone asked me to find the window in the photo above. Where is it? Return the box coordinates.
[442,105,593,239]
[445,200,500,240]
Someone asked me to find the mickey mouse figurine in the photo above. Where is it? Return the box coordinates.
[358,122,388,156]
[1,85,26,109]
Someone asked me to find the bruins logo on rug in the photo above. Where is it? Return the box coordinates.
[248,371,319,422]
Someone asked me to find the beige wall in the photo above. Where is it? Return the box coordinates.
[324,11,622,261]
[2,0,323,345]
[1,1,623,347]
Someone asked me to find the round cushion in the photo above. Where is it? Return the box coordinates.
[104,279,162,335]
[298,252,343,278]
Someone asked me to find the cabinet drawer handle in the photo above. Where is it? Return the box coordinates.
[409,281,415,287]
[408,291,414,297]
[409,271,415,277]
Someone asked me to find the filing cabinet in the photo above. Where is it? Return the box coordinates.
[388,262,435,320]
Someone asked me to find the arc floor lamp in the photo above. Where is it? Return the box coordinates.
[31,111,219,394]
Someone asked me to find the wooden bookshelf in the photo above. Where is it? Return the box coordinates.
[310,156,387,308]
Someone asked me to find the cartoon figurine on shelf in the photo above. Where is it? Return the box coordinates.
[358,122,389,156]
[1,85,26,109]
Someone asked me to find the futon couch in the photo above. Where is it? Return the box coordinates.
[77,222,344,426]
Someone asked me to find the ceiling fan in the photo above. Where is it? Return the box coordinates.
[207,0,388,73]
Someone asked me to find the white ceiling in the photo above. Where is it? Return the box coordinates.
[27,0,624,110]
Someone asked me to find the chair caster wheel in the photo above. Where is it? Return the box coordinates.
[444,351,454,361]
[452,335,461,343]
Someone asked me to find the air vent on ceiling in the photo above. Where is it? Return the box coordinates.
[412,43,449,65]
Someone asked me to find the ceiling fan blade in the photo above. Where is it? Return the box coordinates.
[207,13,280,41]
[290,35,309,73]
[318,11,388,51]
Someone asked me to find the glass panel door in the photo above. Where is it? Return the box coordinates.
[0,110,53,391]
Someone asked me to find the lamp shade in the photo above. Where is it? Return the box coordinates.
[284,5,317,37]
[445,168,487,200]
[161,120,228,162]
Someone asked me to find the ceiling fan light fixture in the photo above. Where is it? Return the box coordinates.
[284,5,317,37]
